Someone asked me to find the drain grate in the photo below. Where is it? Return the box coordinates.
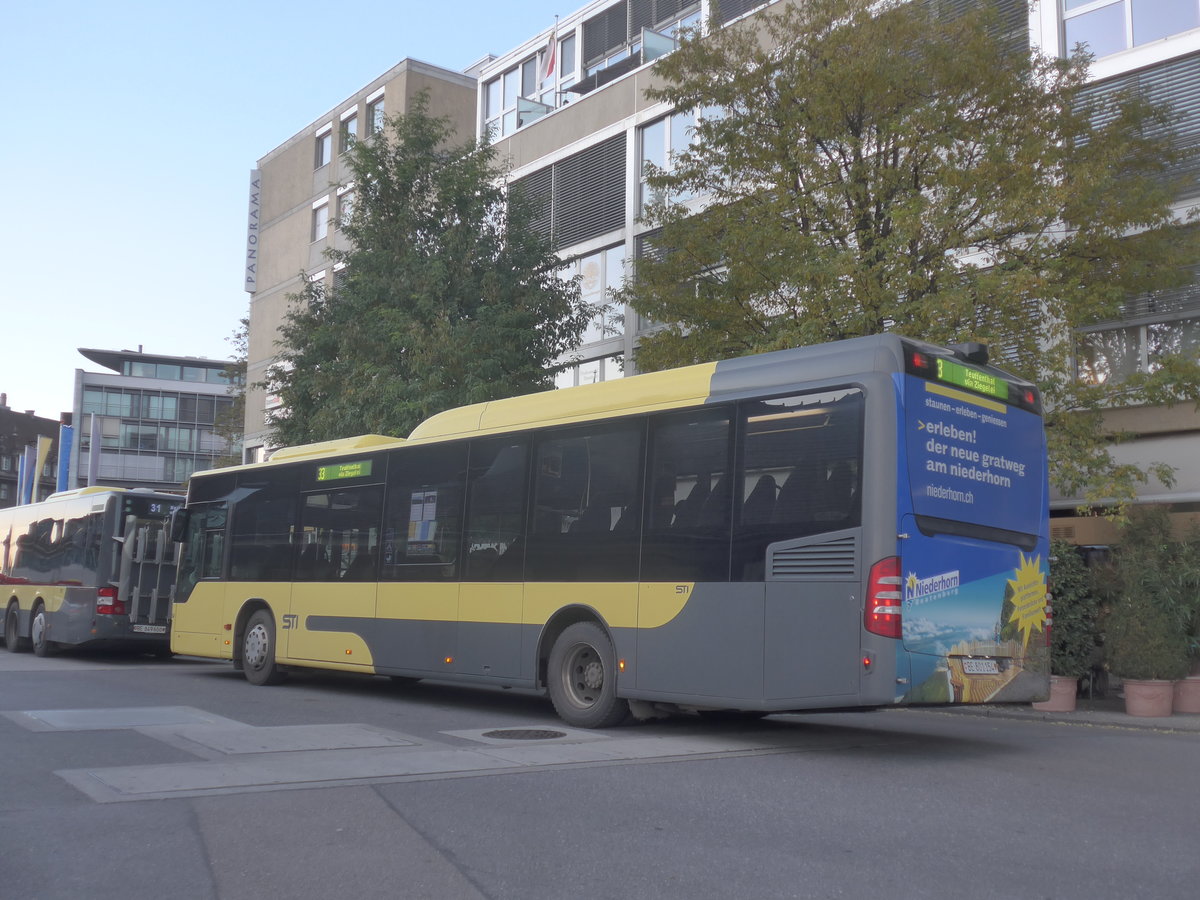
[481,728,567,741]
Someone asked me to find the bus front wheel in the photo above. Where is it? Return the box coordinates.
[547,622,628,729]
[242,609,286,686]
[31,604,57,657]
[5,604,30,653]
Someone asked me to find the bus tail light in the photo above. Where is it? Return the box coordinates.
[97,587,127,616]
[865,557,903,639]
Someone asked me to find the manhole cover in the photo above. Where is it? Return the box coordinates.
[481,729,567,741]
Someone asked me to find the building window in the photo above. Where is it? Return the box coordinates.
[367,96,385,134]
[312,202,330,242]
[563,244,626,345]
[315,129,332,169]
[1078,316,1200,383]
[554,355,626,389]
[340,113,357,152]
[484,31,581,140]
[639,109,699,212]
[1063,0,1200,59]
[583,1,701,77]
[337,190,354,228]
[1,455,11,471]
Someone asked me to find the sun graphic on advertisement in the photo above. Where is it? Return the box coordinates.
[906,572,918,596]
[1006,552,1048,647]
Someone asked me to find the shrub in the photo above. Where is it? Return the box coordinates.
[1047,540,1100,678]
[1099,508,1199,682]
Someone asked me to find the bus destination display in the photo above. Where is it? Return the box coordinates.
[316,460,373,482]
[935,358,1008,402]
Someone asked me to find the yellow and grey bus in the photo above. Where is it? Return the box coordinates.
[171,334,1050,727]
[3,487,182,656]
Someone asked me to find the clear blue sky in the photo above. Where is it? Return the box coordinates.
[0,0,561,420]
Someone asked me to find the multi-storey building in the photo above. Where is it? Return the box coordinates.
[69,348,239,492]
[241,58,480,463]
[1030,1,1200,540]
[0,398,59,508]
[242,0,1200,537]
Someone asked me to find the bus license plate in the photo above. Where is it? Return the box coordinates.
[132,624,167,634]
[961,658,999,675]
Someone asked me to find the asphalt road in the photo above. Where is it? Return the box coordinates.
[1,649,1197,899]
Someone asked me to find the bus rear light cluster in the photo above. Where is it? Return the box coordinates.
[96,587,127,617]
[865,556,903,639]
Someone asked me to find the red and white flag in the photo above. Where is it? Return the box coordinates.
[539,31,557,82]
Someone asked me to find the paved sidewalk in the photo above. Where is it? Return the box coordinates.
[948,694,1200,732]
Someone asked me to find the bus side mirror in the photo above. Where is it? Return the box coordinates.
[169,508,191,543]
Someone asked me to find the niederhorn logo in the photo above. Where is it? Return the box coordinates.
[904,569,961,604]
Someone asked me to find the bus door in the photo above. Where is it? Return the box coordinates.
[377,443,468,676]
[287,485,382,668]
[172,502,229,658]
[459,437,528,680]
[897,356,1049,703]
[637,408,766,702]
[226,483,297,661]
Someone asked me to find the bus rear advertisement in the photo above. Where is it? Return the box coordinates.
[170,334,1050,727]
[3,487,181,656]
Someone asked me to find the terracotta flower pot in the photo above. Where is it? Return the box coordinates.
[1173,676,1200,714]
[1122,678,1174,717]
[1032,675,1078,712]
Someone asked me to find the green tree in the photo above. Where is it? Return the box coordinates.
[621,0,1200,506]
[266,94,590,445]
[210,315,247,469]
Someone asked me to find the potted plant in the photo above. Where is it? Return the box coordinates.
[1101,509,1196,717]
[1033,540,1100,712]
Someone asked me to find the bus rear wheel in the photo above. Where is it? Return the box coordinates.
[31,604,57,657]
[547,622,628,729]
[5,604,30,653]
[242,609,286,686]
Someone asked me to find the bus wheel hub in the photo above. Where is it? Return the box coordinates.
[582,660,603,691]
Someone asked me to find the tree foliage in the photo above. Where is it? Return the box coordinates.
[266,94,589,445]
[210,315,247,469]
[621,0,1200,505]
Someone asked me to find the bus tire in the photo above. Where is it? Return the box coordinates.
[547,621,629,729]
[30,604,57,658]
[5,603,30,653]
[242,609,286,686]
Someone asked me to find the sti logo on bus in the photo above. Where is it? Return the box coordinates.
[317,460,373,482]
[281,614,299,630]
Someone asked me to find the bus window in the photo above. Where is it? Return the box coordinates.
[297,486,384,582]
[230,473,299,582]
[732,388,865,580]
[464,436,529,581]
[526,421,643,581]
[642,407,733,582]
[177,503,227,602]
[381,443,467,582]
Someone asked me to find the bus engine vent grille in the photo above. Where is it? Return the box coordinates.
[769,535,858,580]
